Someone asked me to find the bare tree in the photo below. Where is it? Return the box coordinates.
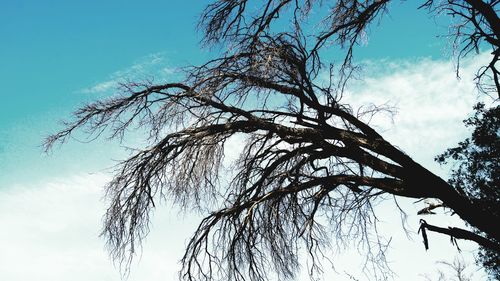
[420,0,500,97]
[45,1,500,280]
[420,257,476,281]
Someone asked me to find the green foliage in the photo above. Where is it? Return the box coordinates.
[436,103,499,279]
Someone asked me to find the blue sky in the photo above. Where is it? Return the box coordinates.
[0,0,449,184]
[0,1,491,280]
[0,0,208,185]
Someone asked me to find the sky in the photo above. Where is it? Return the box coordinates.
[0,1,494,281]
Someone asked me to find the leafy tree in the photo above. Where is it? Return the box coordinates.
[46,1,500,280]
[436,103,499,279]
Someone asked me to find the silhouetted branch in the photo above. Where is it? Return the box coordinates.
[419,219,500,253]
[420,0,500,97]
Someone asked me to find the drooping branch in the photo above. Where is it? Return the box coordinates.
[419,219,500,253]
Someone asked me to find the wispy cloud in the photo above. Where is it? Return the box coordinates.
[80,53,178,94]
[341,52,494,176]
[81,80,117,94]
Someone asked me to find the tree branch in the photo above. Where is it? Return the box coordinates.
[419,219,500,253]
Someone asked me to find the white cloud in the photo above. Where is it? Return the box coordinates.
[2,53,495,281]
[81,80,117,94]
[0,174,199,281]
[80,53,179,94]
[0,174,484,281]
[344,52,494,175]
